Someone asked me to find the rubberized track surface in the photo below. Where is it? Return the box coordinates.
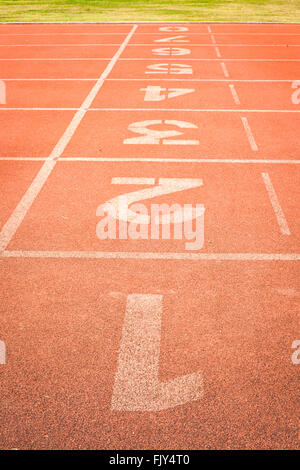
[0,22,299,450]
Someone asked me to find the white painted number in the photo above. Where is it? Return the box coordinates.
[0,340,6,365]
[123,120,199,145]
[159,26,188,32]
[145,63,193,75]
[152,47,191,56]
[111,294,203,411]
[141,85,195,101]
[102,177,203,224]
[155,36,189,43]
[291,340,300,365]
[291,80,300,104]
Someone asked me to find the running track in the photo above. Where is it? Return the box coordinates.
[0,22,299,450]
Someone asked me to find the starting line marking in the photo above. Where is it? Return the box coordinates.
[261,172,291,235]
[1,251,299,260]
[0,24,138,252]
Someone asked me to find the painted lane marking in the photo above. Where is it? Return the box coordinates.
[0,78,98,81]
[111,294,203,411]
[215,46,221,57]
[241,117,258,151]
[229,83,241,104]
[1,251,299,260]
[0,43,124,47]
[5,43,300,46]
[0,58,111,60]
[1,79,299,82]
[2,58,300,61]
[107,79,300,82]
[261,172,291,235]
[0,157,300,164]
[4,32,300,36]
[2,108,300,112]
[89,108,300,112]
[220,62,229,77]
[0,25,138,251]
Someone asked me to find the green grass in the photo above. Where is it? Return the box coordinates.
[0,0,299,23]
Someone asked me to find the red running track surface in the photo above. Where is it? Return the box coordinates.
[0,21,299,450]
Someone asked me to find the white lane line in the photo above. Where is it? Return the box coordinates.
[0,157,299,164]
[2,58,300,61]
[0,58,110,61]
[229,83,241,104]
[0,108,78,110]
[0,44,123,47]
[111,294,203,411]
[119,59,300,61]
[208,26,222,59]
[0,79,298,82]
[0,78,98,81]
[56,158,300,164]
[107,79,300,82]
[0,33,131,36]
[207,26,212,33]
[220,62,229,77]
[3,43,300,47]
[261,172,291,235]
[0,20,299,23]
[215,46,221,57]
[125,44,300,46]
[0,25,137,252]
[1,251,299,261]
[3,32,300,36]
[0,157,49,160]
[2,108,300,112]
[241,117,258,151]
[89,108,300,112]
[127,44,300,46]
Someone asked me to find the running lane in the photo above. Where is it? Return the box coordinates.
[0,22,299,451]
